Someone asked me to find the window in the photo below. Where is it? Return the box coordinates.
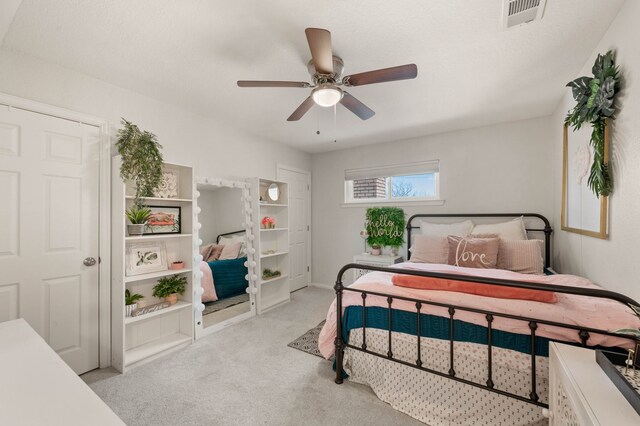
[344,161,440,204]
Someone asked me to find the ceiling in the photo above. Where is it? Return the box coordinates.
[0,0,625,153]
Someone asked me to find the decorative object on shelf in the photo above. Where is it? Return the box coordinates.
[116,118,164,208]
[144,205,181,234]
[561,120,610,239]
[125,206,151,236]
[125,289,144,317]
[126,241,167,276]
[154,170,179,198]
[365,207,405,253]
[370,244,381,256]
[261,216,275,229]
[262,249,276,255]
[262,268,281,280]
[170,261,185,270]
[131,301,171,317]
[359,228,369,255]
[565,50,620,197]
[152,274,187,305]
[267,183,280,202]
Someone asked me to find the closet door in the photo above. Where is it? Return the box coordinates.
[0,107,100,374]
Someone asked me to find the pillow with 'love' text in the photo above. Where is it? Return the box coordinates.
[447,235,499,269]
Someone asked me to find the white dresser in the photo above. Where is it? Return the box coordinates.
[352,254,403,281]
[549,342,640,425]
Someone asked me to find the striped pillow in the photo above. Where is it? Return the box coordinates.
[497,239,544,275]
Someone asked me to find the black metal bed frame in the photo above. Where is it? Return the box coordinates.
[333,213,639,409]
[215,229,246,244]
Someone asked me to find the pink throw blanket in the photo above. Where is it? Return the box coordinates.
[199,261,218,303]
[318,263,640,359]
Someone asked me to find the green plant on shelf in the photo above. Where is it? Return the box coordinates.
[125,206,151,225]
[152,274,187,298]
[125,289,144,306]
[262,268,281,280]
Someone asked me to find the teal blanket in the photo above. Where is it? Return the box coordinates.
[208,257,248,300]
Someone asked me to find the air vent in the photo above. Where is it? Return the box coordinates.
[503,0,547,29]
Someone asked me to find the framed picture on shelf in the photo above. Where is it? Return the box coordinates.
[126,241,168,276]
[144,206,181,235]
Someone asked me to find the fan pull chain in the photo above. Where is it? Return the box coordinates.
[333,104,337,143]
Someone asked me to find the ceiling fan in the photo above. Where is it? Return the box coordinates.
[237,28,418,121]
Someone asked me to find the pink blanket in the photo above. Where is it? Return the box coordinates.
[318,263,640,359]
[199,261,218,303]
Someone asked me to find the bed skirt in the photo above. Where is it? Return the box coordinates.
[344,328,548,426]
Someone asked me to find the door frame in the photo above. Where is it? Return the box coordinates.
[276,163,311,289]
[0,93,111,369]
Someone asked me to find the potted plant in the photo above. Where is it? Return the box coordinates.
[125,206,151,236]
[170,261,185,270]
[125,289,144,317]
[152,274,187,305]
[261,216,275,229]
[116,118,165,208]
[371,244,382,256]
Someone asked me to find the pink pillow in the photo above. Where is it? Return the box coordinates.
[391,274,557,303]
[409,235,448,264]
[447,235,499,269]
[200,244,224,262]
[219,242,242,260]
[199,261,218,302]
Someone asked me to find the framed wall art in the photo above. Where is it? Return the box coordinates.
[144,206,181,235]
[126,241,168,276]
[561,120,609,239]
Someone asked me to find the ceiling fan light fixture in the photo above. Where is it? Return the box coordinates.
[311,85,343,107]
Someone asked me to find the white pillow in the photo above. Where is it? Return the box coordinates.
[472,217,528,240]
[409,235,448,264]
[219,234,247,257]
[419,220,474,238]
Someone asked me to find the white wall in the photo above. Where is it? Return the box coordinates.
[0,48,311,181]
[198,187,244,245]
[551,1,640,301]
[311,116,554,285]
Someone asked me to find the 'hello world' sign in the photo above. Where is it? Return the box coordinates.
[365,207,405,248]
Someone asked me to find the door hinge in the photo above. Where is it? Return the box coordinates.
[307,266,310,272]
[307,184,310,190]
[307,225,310,231]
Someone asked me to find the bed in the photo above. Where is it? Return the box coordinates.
[200,230,249,306]
[318,213,640,425]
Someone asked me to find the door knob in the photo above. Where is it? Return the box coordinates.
[83,257,97,266]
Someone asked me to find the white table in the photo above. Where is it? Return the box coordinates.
[0,319,124,426]
[549,342,640,425]
[352,254,403,281]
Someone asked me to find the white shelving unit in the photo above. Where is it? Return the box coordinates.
[112,158,195,372]
[248,178,291,314]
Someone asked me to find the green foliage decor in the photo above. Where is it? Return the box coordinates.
[152,274,187,298]
[366,207,405,249]
[615,304,640,341]
[125,206,151,224]
[116,118,164,207]
[125,289,144,306]
[565,51,620,197]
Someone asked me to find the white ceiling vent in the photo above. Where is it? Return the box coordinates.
[503,0,547,29]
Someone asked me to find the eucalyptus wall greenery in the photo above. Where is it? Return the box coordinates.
[565,50,620,197]
[116,118,164,207]
[366,207,405,249]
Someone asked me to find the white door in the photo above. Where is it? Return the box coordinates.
[277,166,310,292]
[0,106,100,374]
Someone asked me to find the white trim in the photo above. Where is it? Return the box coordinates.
[196,309,254,337]
[309,282,333,289]
[277,163,312,289]
[341,199,445,208]
[0,92,111,370]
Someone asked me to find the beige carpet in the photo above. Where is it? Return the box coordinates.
[82,286,421,426]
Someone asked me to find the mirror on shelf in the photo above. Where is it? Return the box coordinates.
[267,183,280,202]
[194,178,256,337]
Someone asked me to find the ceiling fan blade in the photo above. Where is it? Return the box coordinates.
[287,96,315,121]
[237,80,310,88]
[342,64,418,86]
[305,28,333,74]
[339,92,375,120]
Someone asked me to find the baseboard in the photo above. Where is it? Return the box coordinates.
[309,282,333,289]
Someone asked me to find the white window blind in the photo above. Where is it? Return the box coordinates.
[344,160,440,181]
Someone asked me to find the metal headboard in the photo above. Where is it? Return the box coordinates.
[406,213,553,268]
[216,230,246,244]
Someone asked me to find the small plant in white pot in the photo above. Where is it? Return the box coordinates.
[125,206,150,236]
[371,244,382,256]
[125,289,144,317]
[152,274,187,305]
